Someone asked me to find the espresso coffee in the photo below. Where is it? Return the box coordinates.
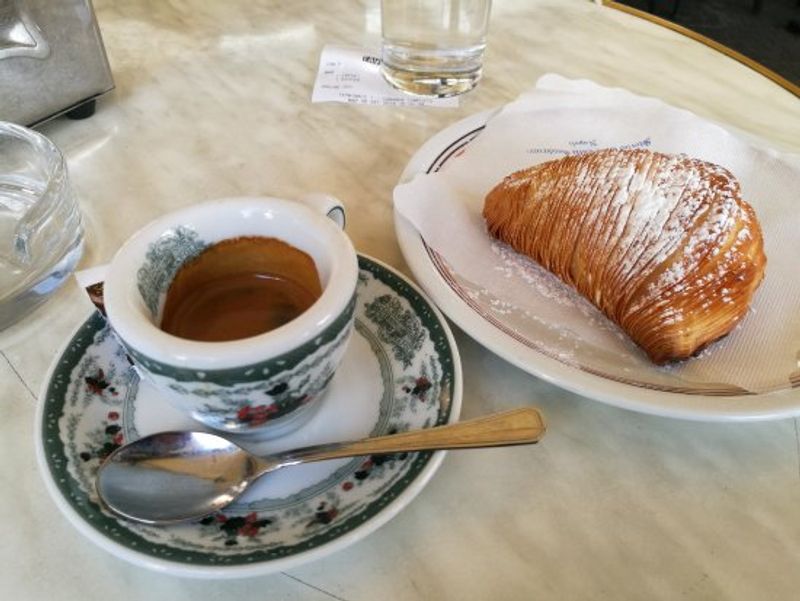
[160,236,322,342]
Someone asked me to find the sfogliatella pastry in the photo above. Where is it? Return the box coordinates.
[483,148,766,364]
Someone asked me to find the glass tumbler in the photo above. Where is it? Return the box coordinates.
[380,0,492,97]
[0,122,83,330]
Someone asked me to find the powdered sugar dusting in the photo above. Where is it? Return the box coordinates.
[487,238,635,351]
[482,147,764,364]
[491,238,598,314]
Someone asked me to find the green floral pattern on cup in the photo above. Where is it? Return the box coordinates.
[136,225,208,317]
[123,224,357,433]
[126,296,356,432]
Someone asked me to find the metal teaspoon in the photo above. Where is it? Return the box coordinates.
[95,407,545,525]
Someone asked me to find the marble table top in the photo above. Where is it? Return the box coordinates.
[1,0,798,599]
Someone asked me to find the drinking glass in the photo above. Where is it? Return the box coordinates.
[0,122,83,330]
[380,0,492,97]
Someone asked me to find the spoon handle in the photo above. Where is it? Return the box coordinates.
[278,407,545,467]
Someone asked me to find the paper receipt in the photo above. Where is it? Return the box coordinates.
[311,45,458,108]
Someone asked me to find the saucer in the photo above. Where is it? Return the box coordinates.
[35,254,462,578]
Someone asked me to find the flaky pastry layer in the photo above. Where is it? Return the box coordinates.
[483,149,766,364]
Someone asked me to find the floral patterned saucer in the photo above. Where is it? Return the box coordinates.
[35,254,461,578]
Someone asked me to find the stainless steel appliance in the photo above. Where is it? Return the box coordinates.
[0,0,113,126]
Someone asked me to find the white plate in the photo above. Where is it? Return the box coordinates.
[35,254,462,578]
[394,109,800,422]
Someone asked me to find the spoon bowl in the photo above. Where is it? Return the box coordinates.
[96,408,546,525]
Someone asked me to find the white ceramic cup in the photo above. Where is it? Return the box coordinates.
[104,195,358,438]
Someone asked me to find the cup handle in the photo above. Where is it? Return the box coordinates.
[298,193,346,229]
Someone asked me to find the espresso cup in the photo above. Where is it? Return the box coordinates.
[104,195,358,437]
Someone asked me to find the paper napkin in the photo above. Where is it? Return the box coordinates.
[394,75,800,393]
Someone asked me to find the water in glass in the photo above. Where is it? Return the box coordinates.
[381,0,492,97]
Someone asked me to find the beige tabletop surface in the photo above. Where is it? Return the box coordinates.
[2,0,799,599]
